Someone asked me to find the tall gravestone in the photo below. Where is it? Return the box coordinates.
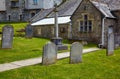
[25,24,33,38]
[70,42,83,64]
[42,42,57,65]
[107,26,114,56]
[1,25,14,49]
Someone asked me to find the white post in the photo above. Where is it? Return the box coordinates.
[54,4,59,38]
[102,17,106,46]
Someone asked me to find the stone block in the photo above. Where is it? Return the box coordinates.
[70,42,83,64]
[42,42,57,65]
[1,25,14,49]
[107,26,114,56]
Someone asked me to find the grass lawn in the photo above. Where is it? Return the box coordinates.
[0,22,97,64]
[0,36,96,64]
[0,22,28,37]
[0,37,49,64]
[0,49,120,79]
[0,22,27,30]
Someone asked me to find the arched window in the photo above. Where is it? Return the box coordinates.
[19,15,22,21]
[8,15,11,21]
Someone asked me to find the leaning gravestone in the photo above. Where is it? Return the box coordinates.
[25,24,33,38]
[1,25,14,49]
[42,42,57,65]
[70,42,83,64]
[107,26,114,56]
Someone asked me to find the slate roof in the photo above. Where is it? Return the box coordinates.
[47,0,82,17]
[91,1,115,18]
[31,0,118,23]
[30,8,54,22]
[31,0,82,23]
[93,0,120,11]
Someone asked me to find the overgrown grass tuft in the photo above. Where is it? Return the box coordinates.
[0,49,120,79]
[0,22,28,36]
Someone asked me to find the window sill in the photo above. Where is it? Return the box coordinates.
[79,31,93,33]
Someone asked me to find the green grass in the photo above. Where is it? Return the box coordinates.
[0,22,28,36]
[0,49,120,79]
[0,22,97,64]
[0,37,97,64]
[84,42,97,49]
[0,37,49,64]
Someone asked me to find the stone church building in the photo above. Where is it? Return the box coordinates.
[0,0,62,22]
[31,0,120,47]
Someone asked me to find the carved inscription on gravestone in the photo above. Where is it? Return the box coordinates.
[107,26,114,56]
[42,42,57,65]
[1,25,14,49]
[70,42,83,64]
[25,24,33,38]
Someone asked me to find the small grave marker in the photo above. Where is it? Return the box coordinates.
[70,42,83,64]
[1,25,14,49]
[107,26,114,56]
[25,24,33,38]
[42,42,57,65]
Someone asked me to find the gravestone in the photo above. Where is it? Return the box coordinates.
[25,24,33,38]
[107,26,114,56]
[1,25,14,49]
[70,42,83,64]
[42,42,57,65]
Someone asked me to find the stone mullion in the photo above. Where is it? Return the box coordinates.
[87,19,89,33]
[83,18,85,32]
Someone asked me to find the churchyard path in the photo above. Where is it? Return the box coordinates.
[0,48,100,72]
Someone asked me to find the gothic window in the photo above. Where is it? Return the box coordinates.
[19,15,22,21]
[33,0,38,5]
[79,15,92,32]
[84,15,88,20]
[80,21,83,32]
[88,20,92,32]
[84,5,89,11]
[8,15,11,21]
[11,1,19,7]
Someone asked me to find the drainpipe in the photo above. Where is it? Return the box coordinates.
[69,22,72,39]
[101,17,106,47]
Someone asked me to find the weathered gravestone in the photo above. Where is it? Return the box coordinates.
[42,42,57,65]
[25,24,33,38]
[70,42,83,64]
[1,25,14,49]
[107,26,114,56]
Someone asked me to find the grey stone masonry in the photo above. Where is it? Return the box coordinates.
[70,42,83,64]
[107,26,114,56]
[1,25,14,49]
[42,42,57,65]
[25,24,33,38]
